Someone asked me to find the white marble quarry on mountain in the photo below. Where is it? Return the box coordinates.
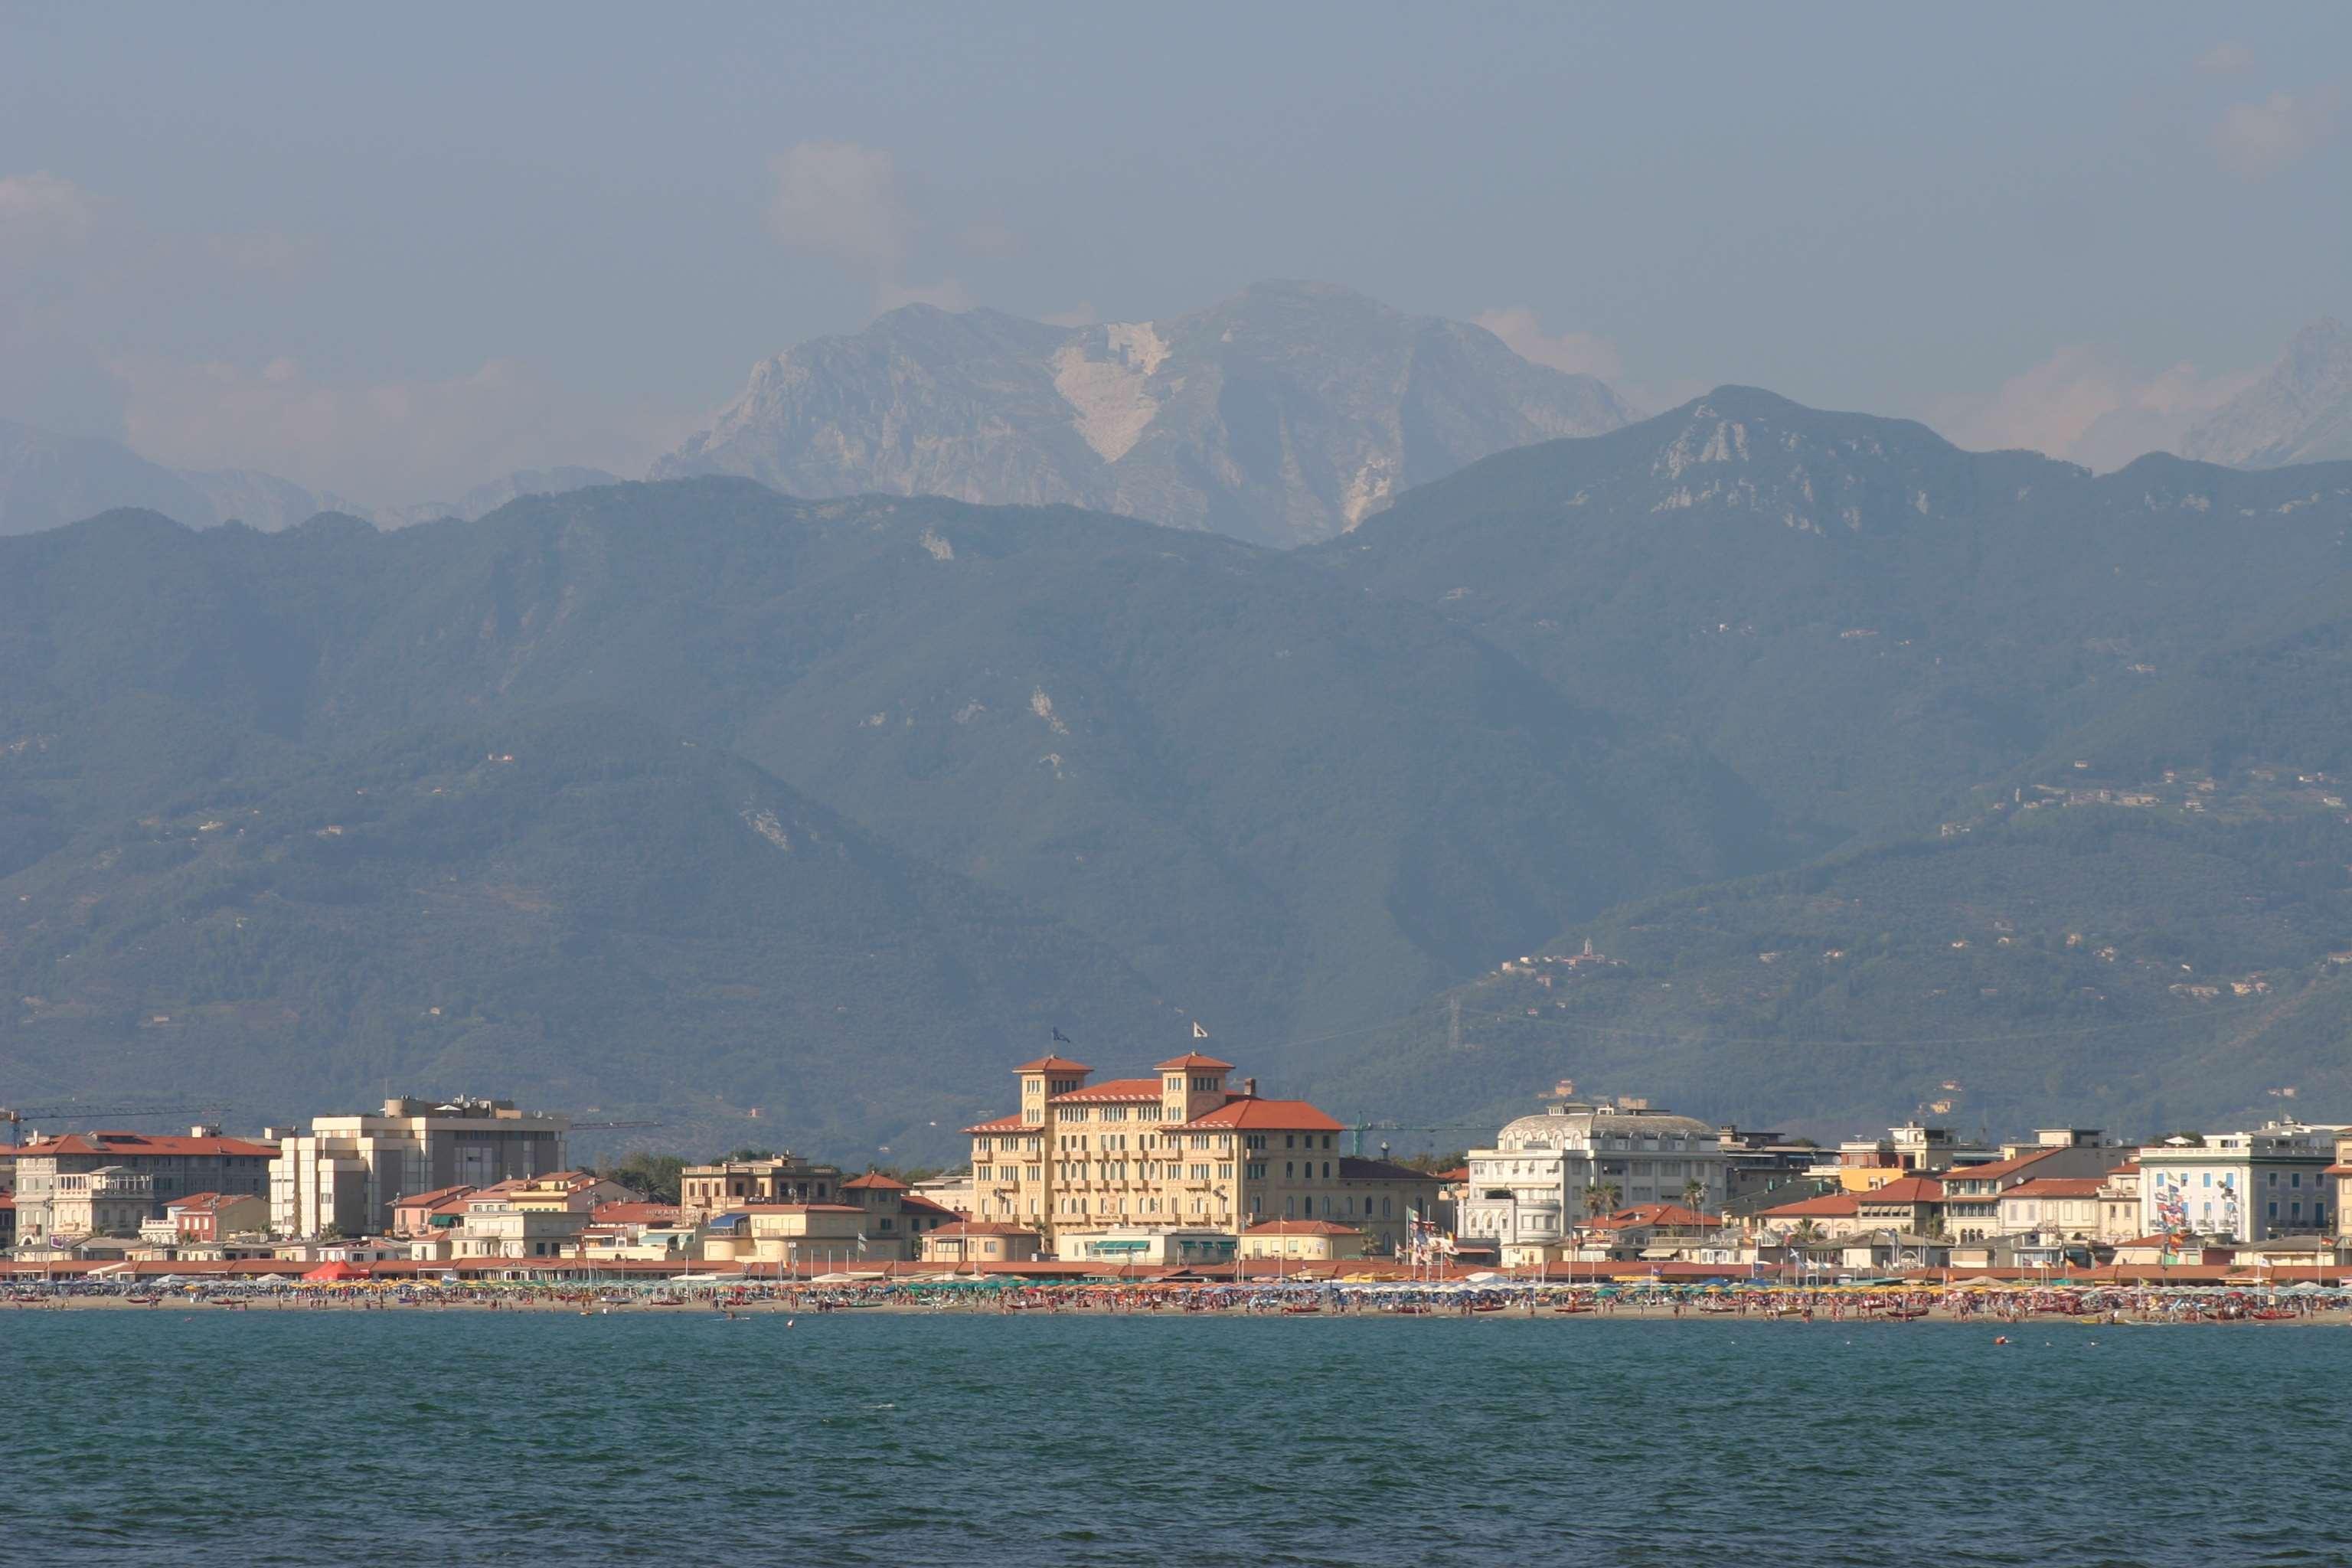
[653,281,1638,549]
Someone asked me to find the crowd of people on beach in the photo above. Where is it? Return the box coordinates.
[9,1276,2347,1323]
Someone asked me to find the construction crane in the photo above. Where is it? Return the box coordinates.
[0,1100,233,1148]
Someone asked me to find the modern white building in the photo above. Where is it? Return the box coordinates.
[269,1096,570,1238]
[2139,1122,2336,1243]
[1459,1099,1726,1251]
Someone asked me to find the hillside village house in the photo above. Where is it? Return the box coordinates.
[11,1129,274,1244]
[270,1097,569,1238]
[1459,1099,1727,1255]
[2140,1122,2334,1242]
[962,1051,1439,1252]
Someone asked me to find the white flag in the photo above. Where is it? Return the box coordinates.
[1192,1021,1209,1039]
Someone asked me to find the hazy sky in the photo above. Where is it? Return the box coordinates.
[3,2,2347,504]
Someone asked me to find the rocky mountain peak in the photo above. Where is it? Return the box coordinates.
[2178,315,2352,469]
[652,283,1635,548]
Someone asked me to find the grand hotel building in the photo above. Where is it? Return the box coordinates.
[962,1051,1437,1254]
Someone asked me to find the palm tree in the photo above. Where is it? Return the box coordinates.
[1680,1178,1708,1215]
[1582,1181,1622,1218]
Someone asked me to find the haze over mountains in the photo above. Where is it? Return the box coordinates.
[0,417,619,538]
[8,286,2348,551]
[652,280,1637,547]
[2180,318,2352,470]
[5,378,2351,1154]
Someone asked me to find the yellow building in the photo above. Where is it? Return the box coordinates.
[701,1203,874,1266]
[1240,1220,1369,1262]
[963,1050,1434,1250]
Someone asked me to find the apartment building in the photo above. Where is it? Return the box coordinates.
[962,1050,1435,1249]
[11,1129,274,1245]
[678,1152,844,1223]
[1937,1131,2116,1242]
[1458,1099,1728,1253]
[2141,1122,2334,1242]
[270,1097,569,1238]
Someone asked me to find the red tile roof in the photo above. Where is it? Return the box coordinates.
[1245,1219,1362,1236]
[841,1172,910,1191]
[724,1203,867,1216]
[2003,1178,2104,1199]
[1012,1055,1091,1074]
[590,1201,681,1225]
[1941,1148,2064,1185]
[393,1184,477,1210]
[1049,1077,1164,1104]
[15,1132,275,1158]
[898,1194,962,1219]
[962,1115,1043,1135]
[1759,1191,1861,1219]
[1153,1052,1234,1073]
[1857,1177,1945,1204]
[1178,1098,1343,1132]
[165,1192,260,1214]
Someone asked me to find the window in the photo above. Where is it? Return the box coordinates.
[1285,1162,1295,1178]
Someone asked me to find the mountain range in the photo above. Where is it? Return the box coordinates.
[0,417,618,537]
[5,381,2352,1157]
[650,280,1637,547]
[2180,318,2352,470]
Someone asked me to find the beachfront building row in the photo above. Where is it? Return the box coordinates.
[1456,1099,1727,1259]
[267,1097,571,1239]
[960,1052,1442,1255]
[6,1129,276,1248]
[1752,1122,2345,1253]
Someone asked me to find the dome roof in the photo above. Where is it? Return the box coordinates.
[1494,1104,1715,1149]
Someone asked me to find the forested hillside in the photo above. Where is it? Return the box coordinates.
[7,387,2352,1157]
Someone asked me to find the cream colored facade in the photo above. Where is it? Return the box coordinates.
[921,1222,1044,1265]
[47,1166,155,1238]
[679,1153,843,1223]
[701,1204,878,1265]
[270,1097,569,1238]
[964,1050,1432,1252]
[1240,1220,1368,1261]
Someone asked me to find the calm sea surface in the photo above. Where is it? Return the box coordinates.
[3,1309,2343,1566]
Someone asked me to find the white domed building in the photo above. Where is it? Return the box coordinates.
[1459,1100,1726,1257]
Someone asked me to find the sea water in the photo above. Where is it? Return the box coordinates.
[1,1311,2337,1565]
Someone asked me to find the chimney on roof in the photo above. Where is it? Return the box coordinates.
[1241,1077,1256,1099]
